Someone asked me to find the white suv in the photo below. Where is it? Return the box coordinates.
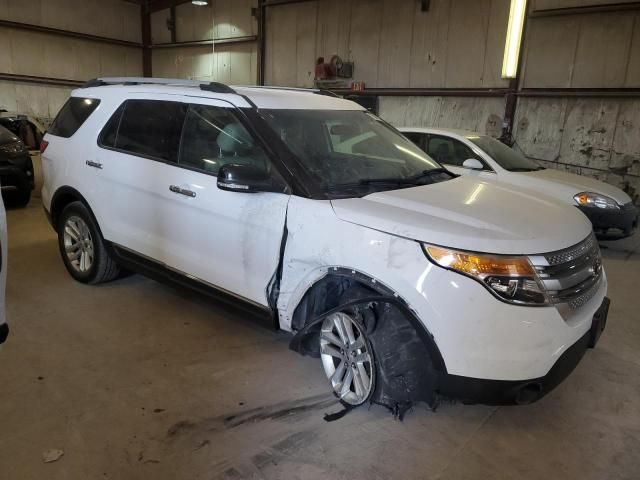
[42,78,609,413]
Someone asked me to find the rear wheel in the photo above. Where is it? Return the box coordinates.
[320,311,375,406]
[57,202,119,284]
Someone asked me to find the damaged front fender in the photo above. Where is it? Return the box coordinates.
[289,268,446,418]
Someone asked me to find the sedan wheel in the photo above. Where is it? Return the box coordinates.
[320,312,375,405]
[63,215,94,273]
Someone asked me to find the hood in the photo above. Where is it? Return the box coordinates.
[515,168,631,205]
[331,176,592,255]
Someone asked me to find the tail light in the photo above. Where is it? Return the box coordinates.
[40,140,49,153]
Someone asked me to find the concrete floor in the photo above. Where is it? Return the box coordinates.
[0,200,639,480]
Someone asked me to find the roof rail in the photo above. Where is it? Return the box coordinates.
[234,85,341,98]
[200,82,236,94]
[80,77,237,94]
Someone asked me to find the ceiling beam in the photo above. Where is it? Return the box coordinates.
[0,19,142,47]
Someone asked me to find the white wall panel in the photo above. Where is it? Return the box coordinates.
[1,27,142,81]
[377,0,414,87]
[173,0,256,43]
[514,97,640,203]
[151,8,172,44]
[532,0,639,10]
[0,81,71,119]
[265,4,298,86]
[264,0,511,88]
[380,96,505,137]
[348,0,383,87]
[522,11,640,88]
[152,43,256,84]
[0,0,141,42]
[409,0,450,88]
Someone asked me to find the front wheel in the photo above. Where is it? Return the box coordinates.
[57,201,120,284]
[320,311,375,406]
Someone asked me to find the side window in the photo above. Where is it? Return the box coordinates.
[48,97,101,138]
[115,100,187,162]
[178,104,269,174]
[99,103,124,148]
[427,135,479,167]
[403,132,426,151]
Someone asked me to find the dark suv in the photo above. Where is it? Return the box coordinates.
[0,125,34,207]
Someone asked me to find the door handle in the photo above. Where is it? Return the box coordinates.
[169,185,196,198]
[86,160,103,169]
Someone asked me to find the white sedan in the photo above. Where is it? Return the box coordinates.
[400,127,638,238]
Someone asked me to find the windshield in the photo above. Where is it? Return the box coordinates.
[468,135,543,172]
[260,109,451,195]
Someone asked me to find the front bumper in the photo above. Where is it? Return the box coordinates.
[0,322,8,345]
[578,203,639,236]
[437,296,610,405]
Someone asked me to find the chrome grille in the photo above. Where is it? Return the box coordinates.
[530,233,603,315]
[544,232,597,266]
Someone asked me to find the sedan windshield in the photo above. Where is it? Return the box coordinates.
[260,109,451,195]
[468,135,544,172]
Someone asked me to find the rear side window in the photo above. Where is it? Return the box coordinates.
[99,103,124,148]
[48,97,100,138]
[112,100,187,162]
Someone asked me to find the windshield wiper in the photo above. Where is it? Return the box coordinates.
[411,168,456,179]
[359,168,455,186]
[358,177,419,186]
[509,167,544,172]
[327,168,455,195]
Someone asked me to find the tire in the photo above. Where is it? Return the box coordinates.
[319,311,376,406]
[57,201,120,284]
[14,188,31,208]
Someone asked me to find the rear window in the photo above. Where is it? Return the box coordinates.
[48,97,100,138]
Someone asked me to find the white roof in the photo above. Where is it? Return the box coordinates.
[72,78,364,111]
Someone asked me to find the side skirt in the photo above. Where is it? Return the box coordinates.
[107,243,277,329]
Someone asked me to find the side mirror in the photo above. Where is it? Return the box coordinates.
[217,164,278,193]
[462,158,484,170]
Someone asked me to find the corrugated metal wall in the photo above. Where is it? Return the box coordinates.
[264,0,511,90]
[514,1,640,201]
[263,0,640,201]
[0,0,142,120]
[151,0,257,83]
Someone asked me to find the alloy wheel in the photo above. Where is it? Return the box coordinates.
[63,216,94,273]
[320,312,374,405]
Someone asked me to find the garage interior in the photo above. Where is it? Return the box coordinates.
[0,0,639,479]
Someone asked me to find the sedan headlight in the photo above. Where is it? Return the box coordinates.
[574,192,619,210]
[0,141,27,155]
[423,245,548,306]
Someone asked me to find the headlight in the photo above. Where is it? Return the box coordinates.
[423,245,549,306]
[0,141,27,157]
[574,192,619,210]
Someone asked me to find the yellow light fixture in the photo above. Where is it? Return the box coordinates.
[502,0,527,79]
